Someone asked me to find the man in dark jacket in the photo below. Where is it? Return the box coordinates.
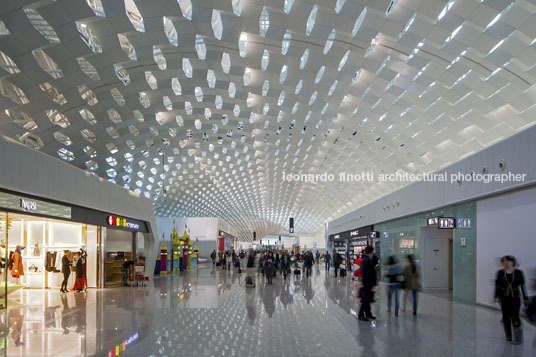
[304,252,314,278]
[281,251,291,280]
[333,251,342,277]
[61,250,71,293]
[358,246,377,321]
[324,252,332,272]
[122,259,134,287]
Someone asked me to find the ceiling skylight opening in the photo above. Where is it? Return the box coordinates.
[444,24,462,45]
[195,86,203,101]
[315,65,325,84]
[163,17,178,46]
[228,82,236,98]
[262,80,269,96]
[145,71,157,90]
[282,30,291,55]
[211,10,223,40]
[178,0,192,20]
[306,5,318,36]
[259,6,269,37]
[0,51,19,74]
[261,50,269,71]
[239,32,248,57]
[324,29,336,54]
[295,79,303,94]
[221,52,231,73]
[365,34,380,57]
[195,35,207,60]
[338,50,350,71]
[436,0,455,23]
[351,69,362,86]
[485,67,502,81]
[183,58,193,78]
[23,8,60,44]
[300,49,309,70]
[376,55,390,75]
[77,57,100,80]
[39,82,67,105]
[398,13,416,40]
[284,0,294,14]
[280,65,288,84]
[335,0,346,14]
[86,0,105,17]
[76,22,102,53]
[124,0,145,32]
[386,73,400,91]
[385,0,398,16]
[406,41,424,62]
[278,91,285,106]
[352,7,367,37]
[487,39,504,56]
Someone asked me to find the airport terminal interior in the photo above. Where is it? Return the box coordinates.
[0,0,535,356]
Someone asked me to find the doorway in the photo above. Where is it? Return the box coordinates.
[420,226,453,290]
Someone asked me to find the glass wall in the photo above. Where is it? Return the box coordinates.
[0,212,8,309]
[376,201,476,303]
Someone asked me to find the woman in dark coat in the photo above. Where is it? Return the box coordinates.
[264,252,275,285]
[494,255,528,343]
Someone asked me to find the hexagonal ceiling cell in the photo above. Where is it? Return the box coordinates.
[0,0,535,241]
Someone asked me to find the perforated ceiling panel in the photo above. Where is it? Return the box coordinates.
[1,0,535,240]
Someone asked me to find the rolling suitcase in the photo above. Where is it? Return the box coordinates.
[340,268,346,277]
[294,269,301,275]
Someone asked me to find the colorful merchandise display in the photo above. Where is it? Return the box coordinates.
[159,242,167,276]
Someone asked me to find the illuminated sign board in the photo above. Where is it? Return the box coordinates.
[107,215,140,231]
[107,332,138,357]
[427,217,440,226]
[20,198,37,211]
[369,231,380,238]
[438,217,456,229]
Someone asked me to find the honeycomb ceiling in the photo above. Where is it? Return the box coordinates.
[0,0,535,241]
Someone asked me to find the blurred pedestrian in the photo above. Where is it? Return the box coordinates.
[403,254,421,315]
[385,256,402,316]
[494,255,529,344]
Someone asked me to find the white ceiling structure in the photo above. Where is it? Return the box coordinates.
[0,0,535,241]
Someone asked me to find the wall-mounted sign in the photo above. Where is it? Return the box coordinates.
[461,237,466,247]
[438,217,456,229]
[20,198,37,211]
[107,215,140,230]
[329,225,373,241]
[427,217,440,226]
[0,190,71,219]
[400,239,415,249]
[369,231,380,238]
[457,218,472,229]
[382,232,390,238]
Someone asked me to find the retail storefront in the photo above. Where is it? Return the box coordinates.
[217,230,235,252]
[375,201,476,303]
[329,226,373,270]
[0,188,151,308]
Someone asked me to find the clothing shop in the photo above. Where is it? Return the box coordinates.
[0,188,150,307]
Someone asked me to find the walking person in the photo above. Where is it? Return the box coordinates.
[121,258,134,287]
[210,250,217,266]
[494,255,529,344]
[221,252,227,270]
[264,252,274,285]
[324,252,332,272]
[304,252,314,278]
[60,250,71,293]
[333,251,342,277]
[281,250,291,280]
[258,251,265,275]
[358,246,377,321]
[403,254,421,315]
[385,256,402,316]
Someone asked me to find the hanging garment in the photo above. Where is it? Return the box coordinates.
[72,263,86,291]
[11,252,24,278]
[33,243,40,257]
[54,252,62,272]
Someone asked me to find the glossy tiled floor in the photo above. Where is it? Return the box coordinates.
[2,264,535,356]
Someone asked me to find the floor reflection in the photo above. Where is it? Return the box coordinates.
[0,264,533,356]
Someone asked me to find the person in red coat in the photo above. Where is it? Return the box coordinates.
[353,254,363,281]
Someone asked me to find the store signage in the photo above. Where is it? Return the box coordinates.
[0,191,71,219]
[369,231,380,238]
[438,217,456,229]
[382,232,390,238]
[107,215,140,230]
[20,198,37,211]
[350,230,359,237]
[334,234,340,239]
[427,217,440,226]
[329,225,373,241]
